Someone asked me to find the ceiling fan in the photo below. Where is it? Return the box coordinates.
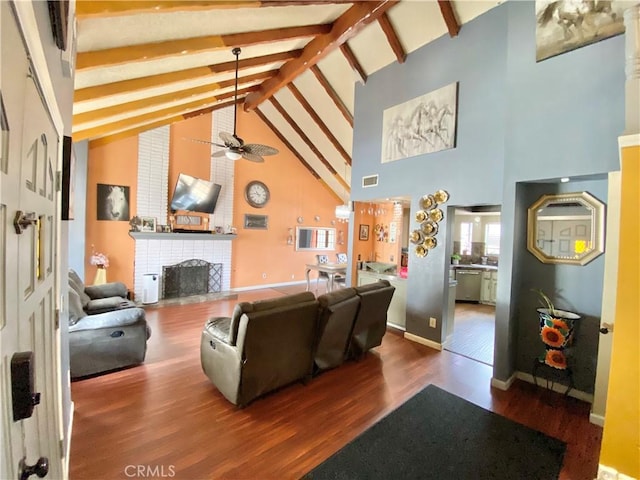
[191,47,279,163]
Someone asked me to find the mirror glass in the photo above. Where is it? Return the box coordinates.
[527,191,605,265]
[296,226,336,251]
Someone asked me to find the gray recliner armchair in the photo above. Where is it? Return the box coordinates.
[68,288,151,378]
[200,292,319,407]
[314,288,360,373]
[349,280,396,359]
[69,269,135,315]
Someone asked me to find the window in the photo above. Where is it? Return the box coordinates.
[460,222,473,255]
[485,223,501,255]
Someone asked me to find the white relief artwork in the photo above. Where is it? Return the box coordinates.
[381,82,457,163]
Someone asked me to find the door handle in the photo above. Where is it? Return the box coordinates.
[18,456,48,480]
[599,322,614,334]
[14,211,38,234]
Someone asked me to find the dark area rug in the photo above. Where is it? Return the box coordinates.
[303,384,566,480]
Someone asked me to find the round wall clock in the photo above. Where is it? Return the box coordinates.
[244,180,270,208]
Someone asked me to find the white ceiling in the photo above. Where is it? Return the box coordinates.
[72,0,501,199]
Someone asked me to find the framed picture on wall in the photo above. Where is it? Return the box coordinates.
[97,184,130,221]
[140,217,156,233]
[359,224,370,241]
[244,214,268,230]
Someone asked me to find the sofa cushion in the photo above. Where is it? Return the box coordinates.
[354,279,391,294]
[317,287,357,308]
[86,297,136,315]
[244,292,316,313]
[68,289,86,326]
[69,276,92,307]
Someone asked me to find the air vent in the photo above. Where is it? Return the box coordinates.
[362,175,379,188]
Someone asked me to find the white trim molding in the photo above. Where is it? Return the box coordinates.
[597,464,638,480]
[491,374,516,391]
[516,371,594,403]
[618,134,640,149]
[404,332,442,351]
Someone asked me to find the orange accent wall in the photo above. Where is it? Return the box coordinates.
[168,115,212,224]
[84,110,343,291]
[85,136,138,288]
[231,108,344,288]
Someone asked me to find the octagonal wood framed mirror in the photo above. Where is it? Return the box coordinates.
[527,191,605,265]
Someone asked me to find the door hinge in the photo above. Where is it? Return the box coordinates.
[54,309,60,329]
[60,439,64,458]
[55,171,62,192]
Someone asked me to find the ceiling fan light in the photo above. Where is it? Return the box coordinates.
[225,150,242,161]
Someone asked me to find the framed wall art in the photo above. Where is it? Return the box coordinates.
[535,0,625,62]
[244,214,268,230]
[382,82,458,163]
[359,224,370,241]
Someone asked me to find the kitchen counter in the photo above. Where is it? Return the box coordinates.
[451,264,498,271]
[357,270,407,329]
[357,269,406,282]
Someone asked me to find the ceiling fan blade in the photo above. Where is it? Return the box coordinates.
[241,152,265,163]
[211,150,227,158]
[243,144,279,156]
[184,137,227,148]
[220,131,243,148]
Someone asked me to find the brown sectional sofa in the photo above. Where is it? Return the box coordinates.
[200,280,395,407]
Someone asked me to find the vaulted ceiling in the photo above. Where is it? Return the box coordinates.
[72,0,500,199]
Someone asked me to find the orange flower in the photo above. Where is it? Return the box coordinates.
[551,318,570,331]
[545,350,567,369]
[541,326,565,348]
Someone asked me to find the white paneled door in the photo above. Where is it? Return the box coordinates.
[1,3,64,479]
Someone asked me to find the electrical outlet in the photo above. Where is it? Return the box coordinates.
[429,317,437,328]
[262,273,267,279]
[291,274,295,279]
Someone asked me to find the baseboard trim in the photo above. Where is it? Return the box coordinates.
[64,400,74,477]
[491,373,516,391]
[618,133,640,148]
[516,371,594,403]
[589,413,605,427]
[403,332,442,351]
[232,280,307,292]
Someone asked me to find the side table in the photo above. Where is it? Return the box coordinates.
[532,358,574,396]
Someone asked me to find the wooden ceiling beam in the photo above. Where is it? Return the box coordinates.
[74,87,256,141]
[74,50,299,103]
[256,107,347,203]
[269,96,340,179]
[88,99,240,148]
[309,65,352,127]
[437,0,460,37]
[244,0,397,110]
[254,107,320,179]
[377,12,405,63]
[76,1,356,19]
[286,82,351,166]
[76,24,328,71]
[339,43,366,84]
[73,70,275,126]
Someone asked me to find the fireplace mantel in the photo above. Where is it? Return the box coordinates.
[129,232,237,240]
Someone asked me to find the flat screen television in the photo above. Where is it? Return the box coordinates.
[170,173,222,214]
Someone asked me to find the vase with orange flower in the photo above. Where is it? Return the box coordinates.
[534,289,580,370]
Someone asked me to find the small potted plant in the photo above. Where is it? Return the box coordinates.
[451,253,461,265]
[532,289,580,370]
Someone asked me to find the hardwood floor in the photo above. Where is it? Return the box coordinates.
[69,286,602,480]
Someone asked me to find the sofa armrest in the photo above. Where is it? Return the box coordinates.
[84,282,128,299]
[205,317,234,346]
[69,307,146,333]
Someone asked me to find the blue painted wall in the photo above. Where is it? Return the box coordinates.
[350,0,624,391]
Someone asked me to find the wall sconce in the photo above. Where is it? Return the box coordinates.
[411,189,449,258]
[287,227,294,245]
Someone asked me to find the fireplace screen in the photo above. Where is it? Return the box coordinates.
[162,259,222,299]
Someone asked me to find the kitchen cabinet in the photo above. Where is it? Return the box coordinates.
[480,271,498,305]
[357,271,406,329]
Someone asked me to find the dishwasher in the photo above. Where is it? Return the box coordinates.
[455,269,482,302]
